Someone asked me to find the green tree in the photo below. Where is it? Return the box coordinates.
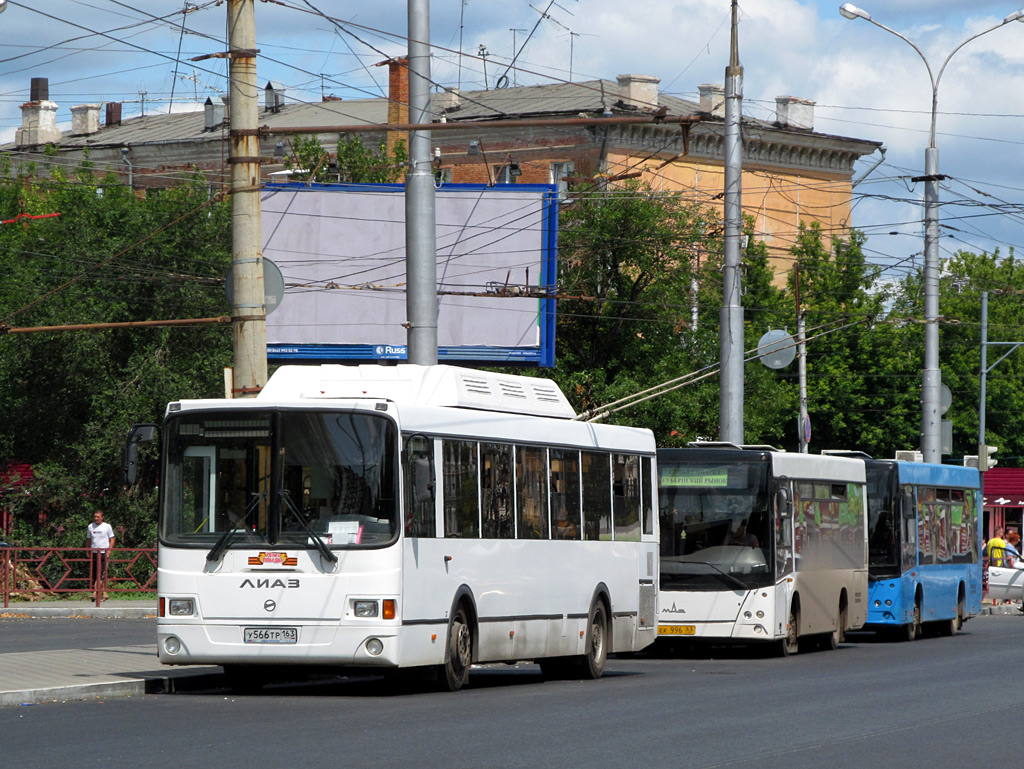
[782,222,906,454]
[912,248,1024,465]
[287,135,408,183]
[551,183,792,446]
[0,157,233,545]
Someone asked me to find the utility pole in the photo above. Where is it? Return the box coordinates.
[795,265,808,454]
[406,0,438,364]
[227,0,267,395]
[719,0,744,444]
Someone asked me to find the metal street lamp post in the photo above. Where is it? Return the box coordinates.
[839,4,1024,463]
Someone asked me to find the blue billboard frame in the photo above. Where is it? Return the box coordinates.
[264,182,558,368]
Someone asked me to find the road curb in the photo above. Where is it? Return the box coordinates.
[0,606,156,619]
[1,669,224,708]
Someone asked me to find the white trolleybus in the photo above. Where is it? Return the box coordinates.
[656,444,868,655]
[125,365,659,691]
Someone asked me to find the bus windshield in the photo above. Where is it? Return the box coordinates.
[658,460,773,590]
[160,410,398,549]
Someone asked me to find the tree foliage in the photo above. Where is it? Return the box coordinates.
[287,135,408,184]
[0,155,233,545]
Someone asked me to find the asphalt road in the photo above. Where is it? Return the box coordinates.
[4,614,1015,769]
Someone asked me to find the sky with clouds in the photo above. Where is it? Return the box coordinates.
[3,0,1024,286]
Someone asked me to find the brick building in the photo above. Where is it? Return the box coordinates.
[2,63,881,276]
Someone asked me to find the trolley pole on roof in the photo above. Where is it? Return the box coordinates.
[406,0,439,365]
[227,0,267,395]
[719,0,744,443]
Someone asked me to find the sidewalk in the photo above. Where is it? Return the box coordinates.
[0,600,222,707]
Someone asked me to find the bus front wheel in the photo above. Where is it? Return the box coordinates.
[900,599,921,642]
[777,605,800,657]
[439,605,472,692]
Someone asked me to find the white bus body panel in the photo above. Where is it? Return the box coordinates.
[158,365,658,669]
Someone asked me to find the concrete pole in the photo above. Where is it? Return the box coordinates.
[796,266,808,454]
[227,0,267,395]
[920,145,941,462]
[719,0,744,444]
[979,291,988,459]
[406,0,438,365]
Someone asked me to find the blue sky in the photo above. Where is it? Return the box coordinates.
[2,1,1024,292]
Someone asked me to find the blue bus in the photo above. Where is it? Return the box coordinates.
[863,459,982,640]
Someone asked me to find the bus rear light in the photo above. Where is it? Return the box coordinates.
[382,599,396,620]
[755,610,764,619]
[884,600,892,606]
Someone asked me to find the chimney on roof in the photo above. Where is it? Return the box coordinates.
[775,95,815,130]
[698,84,725,118]
[204,97,226,130]
[616,74,660,111]
[30,77,49,101]
[264,81,286,113]
[377,56,410,156]
[437,88,460,115]
[15,77,61,147]
[70,104,102,136]
[105,102,122,127]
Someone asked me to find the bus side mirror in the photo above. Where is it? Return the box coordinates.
[776,488,792,518]
[901,488,916,519]
[123,423,158,486]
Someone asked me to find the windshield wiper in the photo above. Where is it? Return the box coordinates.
[280,490,338,564]
[678,560,750,591]
[206,491,265,562]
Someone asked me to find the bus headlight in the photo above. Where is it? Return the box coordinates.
[168,599,194,616]
[354,600,379,618]
[365,638,384,656]
[164,636,182,654]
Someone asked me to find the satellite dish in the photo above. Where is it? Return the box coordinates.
[757,328,796,370]
[225,258,285,315]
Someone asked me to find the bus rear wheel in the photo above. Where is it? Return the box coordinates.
[580,601,609,679]
[940,595,963,637]
[438,606,472,692]
[826,601,848,650]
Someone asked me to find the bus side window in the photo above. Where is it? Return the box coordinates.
[403,435,435,538]
[581,452,611,541]
[442,439,480,539]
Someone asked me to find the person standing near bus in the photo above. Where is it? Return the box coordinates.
[987,527,1007,567]
[86,509,115,600]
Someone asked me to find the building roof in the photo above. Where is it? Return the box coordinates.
[2,75,875,154]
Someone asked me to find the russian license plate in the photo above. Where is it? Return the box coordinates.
[658,624,696,636]
[244,627,298,644]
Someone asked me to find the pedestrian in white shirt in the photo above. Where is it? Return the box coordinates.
[86,509,115,600]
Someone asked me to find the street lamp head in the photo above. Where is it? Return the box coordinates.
[839,3,870,21]
[1004,9,1024,23]
[0,1,8,15]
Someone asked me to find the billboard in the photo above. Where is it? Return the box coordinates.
[261,183,558,366]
